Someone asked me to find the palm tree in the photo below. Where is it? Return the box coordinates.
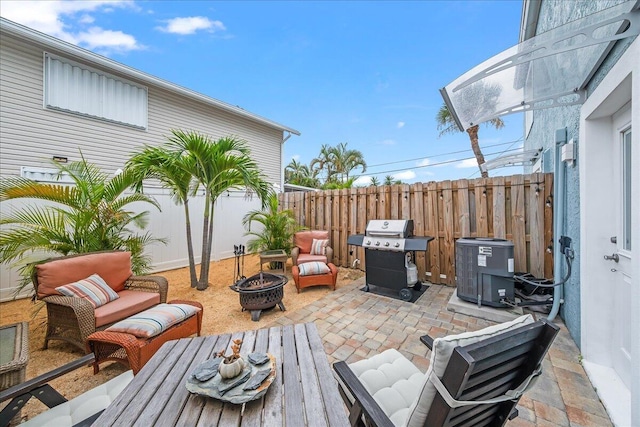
[284,159,319,188]
[369,176,380,187]
[329,142,367,182]
[310,144,335,185]
[322,177,356,190]
[166,130,272,290]
[384,175,402,185]
[127,145,199,287]
[436,84,504,178]
[0,155,163,285]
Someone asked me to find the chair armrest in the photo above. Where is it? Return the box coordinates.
[420,334,434,350]
[42,295,96,332]
[125,275,168,303]
[325,246,334,264]
[333,361,395,427]
[0,354,95,403]
[291,247,300,266]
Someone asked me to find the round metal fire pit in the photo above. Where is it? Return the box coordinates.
[230,272,288,321]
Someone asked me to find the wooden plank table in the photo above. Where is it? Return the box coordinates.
[95,322,349,427]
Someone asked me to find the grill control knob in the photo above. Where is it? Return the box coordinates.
[394,242,400,247]
[365,240,371,245]
[384,242,390,247]
[375,241,380,246]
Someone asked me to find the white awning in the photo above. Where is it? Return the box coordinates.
[480,149,542,173]
[441,1,640,131]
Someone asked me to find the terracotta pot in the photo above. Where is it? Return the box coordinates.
[219,357,244,379]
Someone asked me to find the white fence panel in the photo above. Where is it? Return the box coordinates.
[0,189,262,302]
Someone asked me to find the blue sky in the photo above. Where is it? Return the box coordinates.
[1,0,526,184]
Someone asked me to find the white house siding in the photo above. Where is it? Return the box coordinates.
[0,32,286,300]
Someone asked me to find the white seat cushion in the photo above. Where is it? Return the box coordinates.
[349,349,425,426]
[21,370,133,427]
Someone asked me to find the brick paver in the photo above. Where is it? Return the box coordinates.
[268,280,613,426]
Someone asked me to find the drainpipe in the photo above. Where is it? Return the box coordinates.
[280,132,292,193]
[548,128,567,321]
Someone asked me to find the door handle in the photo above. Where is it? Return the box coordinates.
[603,253,619,263]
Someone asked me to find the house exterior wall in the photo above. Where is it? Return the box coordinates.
[0,33,283,182]
[0,30,286,300]
[523,0,633,346]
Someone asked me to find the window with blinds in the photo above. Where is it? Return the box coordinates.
[44,53,148,129]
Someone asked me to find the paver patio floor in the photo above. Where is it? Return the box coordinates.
[270,280,612,427]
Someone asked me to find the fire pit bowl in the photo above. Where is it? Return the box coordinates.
[230,272,288,321]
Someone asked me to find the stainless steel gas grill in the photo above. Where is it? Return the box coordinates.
[347,219,434,301]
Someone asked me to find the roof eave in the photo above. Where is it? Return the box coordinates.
[0,17,300,136]
[520,0,542,42]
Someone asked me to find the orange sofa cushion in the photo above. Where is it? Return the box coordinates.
[294,230,330,254]
[94,290,160,327]
[297,254,329,264]
[36,251,133,299]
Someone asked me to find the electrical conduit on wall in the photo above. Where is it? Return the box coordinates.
[548,128,567,321]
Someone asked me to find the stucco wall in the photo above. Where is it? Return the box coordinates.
[523,0,634,347]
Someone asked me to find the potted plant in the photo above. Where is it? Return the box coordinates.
[242,194,304,270]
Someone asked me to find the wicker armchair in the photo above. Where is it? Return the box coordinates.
[31,251,168,353]
[291,230,334,265]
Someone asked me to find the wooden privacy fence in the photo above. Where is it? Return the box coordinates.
[279,173,554,286]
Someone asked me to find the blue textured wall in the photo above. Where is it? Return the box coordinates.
[523,0,633,347]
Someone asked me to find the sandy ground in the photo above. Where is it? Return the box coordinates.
[0,254,364,422]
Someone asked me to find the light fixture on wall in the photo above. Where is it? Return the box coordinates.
[52,156,68,163]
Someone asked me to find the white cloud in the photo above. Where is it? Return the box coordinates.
[353,176,372,187]
[456,158,480,169]
[0,1,143,53]
[416,158,430,167]
[397,121,405,129]
[79,14,95,24]
[393,170,416,181]
[157,16,225,35]
[291,154,301,161]
[77,27,140,52]
[379,139,396,146]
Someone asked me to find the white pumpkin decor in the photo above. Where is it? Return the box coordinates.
[218,339,245,379]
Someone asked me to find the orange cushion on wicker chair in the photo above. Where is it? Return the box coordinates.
[36,251,133,298]
[293,230,330,254]
[94,290,160,328]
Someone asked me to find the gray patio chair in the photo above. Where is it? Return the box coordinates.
[0,354,132,427]
[333,314,559,427]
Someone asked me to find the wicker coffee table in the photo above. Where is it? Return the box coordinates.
[0,322,29,391]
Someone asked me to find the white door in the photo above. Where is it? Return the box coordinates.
[607,108,633,389]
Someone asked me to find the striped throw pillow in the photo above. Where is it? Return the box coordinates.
[105,303,201,338]
[56,274,119,308]
[298,262,331,276]
[310,239,329,255]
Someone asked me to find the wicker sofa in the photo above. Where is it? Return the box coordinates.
[31,251,168,353]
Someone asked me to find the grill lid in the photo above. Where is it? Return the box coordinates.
[366,219,414,238]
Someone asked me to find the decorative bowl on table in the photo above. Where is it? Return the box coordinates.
[185,352,276,404]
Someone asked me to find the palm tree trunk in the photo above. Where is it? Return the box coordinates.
[183,201,198,288]
[199,201,216,288]
[197,192,211,290]
[466,125,489,178]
